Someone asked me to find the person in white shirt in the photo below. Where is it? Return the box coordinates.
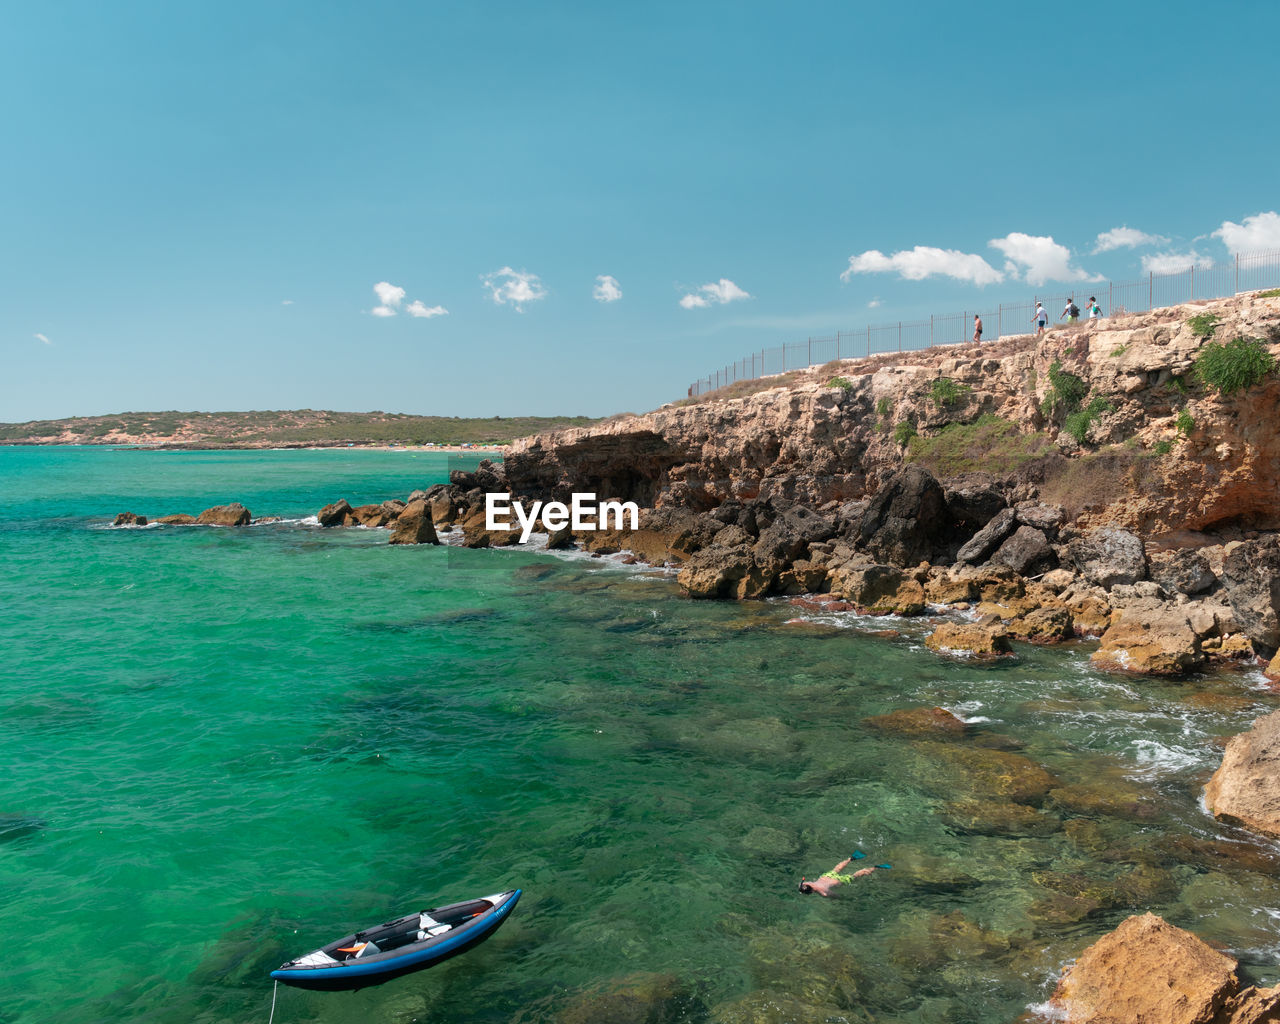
[1088,297,1102,320]
[1032,303,1048,335]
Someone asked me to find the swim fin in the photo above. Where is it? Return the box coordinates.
[850,851,866,860]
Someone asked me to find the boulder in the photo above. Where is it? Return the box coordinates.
[924,622,1012,658]
[155,513,196,525]
[828,562,926,615]
[1090,598,1206,676]
[112,512,147,526]
[381,498,407,516]
[195,503,251,526]
[955,507,1017,565]
[1006,605,1074,644]
[630,506,724,562]
[855,465,954,567]
[1013,501,1064,535]
[317,499,354,527]
[1204,710,1280,838]
[459,505,519,548]
[677,545,773,600]
[351,504,393,527]
[752,506,835,573]
[990,526,1056,575]
[1220,537,1280,657]
[945,484,1006,534]
[545,526,575,550]
[388,500,439,545]
[1148,548,1217,596]
[1047,913,1238,1024]
[1068,528,1148,589]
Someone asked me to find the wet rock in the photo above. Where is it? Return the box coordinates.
[862,706,968,740]
[1046,913,1237,1024]
[317,499,353,527]
[388,499,440,545]
[1220,537,1280,657]
[954,507,1017,565]
[990,525,1056,575]
[195,502,251,526]
[1058,584,1114,637]
[1148,548,1216,596]
[888,910,1011,974]
[709,990,851,1024]
[1205,709,1280,838]
[855,465,954,567]
[155,513,196,525]
[924,622,1012,658]
[459,505,519,548]
[677,544,773,599]
[1006,605,1074,643]
[1068,528,1148,589]
[1090,598,1206,676]
[774,561,829,595]
[1048,781,1156,820]
[828,562,926,615]
[112,512,147,526]
[545,526,575,550]
[752,506,835,573]
[554,971,697,1024]
[744,928,866,1014]
[350,503,393,527]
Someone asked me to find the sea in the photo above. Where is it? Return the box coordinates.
[3,445,1280,1024]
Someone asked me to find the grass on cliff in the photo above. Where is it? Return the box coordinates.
[906,415,1054,478]
[1039,449,1164,520]
[1193,336,1276,395]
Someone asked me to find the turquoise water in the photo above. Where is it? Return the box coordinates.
[3,446,1280,1024]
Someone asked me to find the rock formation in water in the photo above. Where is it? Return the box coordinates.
[1205,709,1280,838]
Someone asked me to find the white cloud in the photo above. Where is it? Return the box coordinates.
[868,297,881,308]
[371,281,406,317]
[593,274,622,303]
[1215,211,1280,254]
[1093,226,1169,253]
[989,232,1100,286]
[406,300,448,319]
[679,278,751,309]
[841,246,1004,286]
[34,333,51,345]
[1141,249,1213,274]
[481,267,546,312]
[281,299,294,306]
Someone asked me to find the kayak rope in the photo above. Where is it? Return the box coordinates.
[267,980,278,1024]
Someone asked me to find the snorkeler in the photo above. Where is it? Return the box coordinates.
[798,852,889,897]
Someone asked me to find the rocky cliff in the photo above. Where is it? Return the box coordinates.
[507,292,1280,538]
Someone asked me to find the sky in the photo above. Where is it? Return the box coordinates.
[4,0,1279,421]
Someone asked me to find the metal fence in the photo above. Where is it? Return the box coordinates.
[686,249,1280,397]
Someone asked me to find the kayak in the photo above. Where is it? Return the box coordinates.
[270,889,521,991]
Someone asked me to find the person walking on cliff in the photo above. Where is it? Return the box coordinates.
[973,314,983,343]
[1088,296,1103,320]
[1032,302,1048,335]
[1060,298,1080,323]
[798,852,888,897]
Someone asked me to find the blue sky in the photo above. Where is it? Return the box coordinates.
[4,0,1279,421]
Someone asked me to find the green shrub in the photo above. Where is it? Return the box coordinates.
[1152,439,1174,455]
[1256,288,1280,299]
[928,376,972,407]
[1194,336,1276,395]
[1186,312,1221,338]
[893,420,917,446]
[1040,360,1089,418]
[1166,375,1189,396]
[875,396,892,417]
[906,415,1054,476]
[1175,409,1195,435]
[1110,344,1128,357]
[826,376,854,392]
[1062,397,1112,444]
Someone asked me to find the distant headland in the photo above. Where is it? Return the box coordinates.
[0,409,599,449]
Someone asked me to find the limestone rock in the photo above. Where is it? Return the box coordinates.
[753,506,835,572]
[1205,710,1280,838]
[855,465,953,567]
[554,971,695,1024]
[925,622,1012,658]
[677,545,772,600]
[112,512,147,526]
[317,499,353,527]
[1047,913,1237,1024]
[955,507,1017,565]
[1090,598,1205,676]
[195,503,251,526]
[1069,528,1148,589]
[1148,548,1217,596]
[388,499,439,545]
[828,562,926,615]
[1006,605,1074,643]
[350,503,393,527]
[155,513,196,525]
[1220,537,1280,656]
[990,525,1056,575]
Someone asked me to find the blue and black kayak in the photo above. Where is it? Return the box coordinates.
[270,889,521,991]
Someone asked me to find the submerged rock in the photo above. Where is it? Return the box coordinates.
[1205,709,1280,838]
[863,706,968,740]
[554,971,698,1024]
